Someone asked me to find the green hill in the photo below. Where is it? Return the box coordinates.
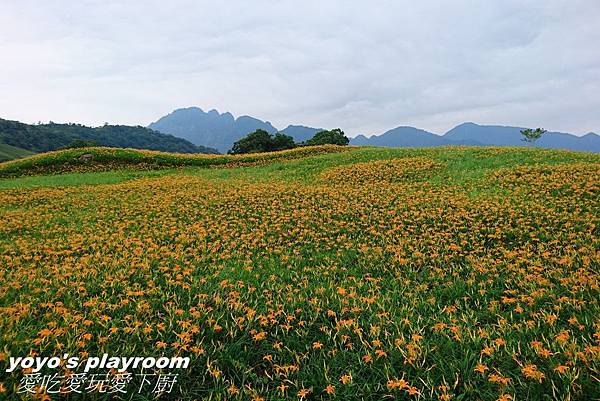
[0,143,33,162]
[0,144,350,178]
[0,118,219,155]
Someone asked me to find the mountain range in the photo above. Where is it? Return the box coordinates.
[442,122,600,152]
[351,126,484,148]
[351,122,600,152]
[149,107,323,153]
[1,108,598,162]
[149,108,599,153]
[149,107,278,153]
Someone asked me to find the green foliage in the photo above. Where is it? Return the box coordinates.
[229,129,296,154]
[271,133,296,151]
[305,128,349,146]
[0,118,219,154]
[520,127,546,145]
[59,139,98,149]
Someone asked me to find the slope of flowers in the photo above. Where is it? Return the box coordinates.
[0,145,351,177]
[0,149,598,400]
[320,157,445,184]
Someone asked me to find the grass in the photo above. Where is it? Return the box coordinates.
[0,143,34,162]
[0,146,598,400]
[0,145,350,178]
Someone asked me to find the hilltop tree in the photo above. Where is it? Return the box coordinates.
[520,127,546,146]
[60,139,98,149]
[271,132,296,151]
[229,129,296,154]
[306,128,349,146]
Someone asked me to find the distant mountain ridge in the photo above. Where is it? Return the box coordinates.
[149,108,325,152]
[149,107,278,153]
[443,122,600,152]
[150,107,598,153]
[351,126,484,148]
[352,122,598,152]
[280,125,323,143]
[0,118,219,155]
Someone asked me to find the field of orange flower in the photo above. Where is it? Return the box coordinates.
[0,146,598,400]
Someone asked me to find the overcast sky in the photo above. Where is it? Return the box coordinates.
[1,0,599,136]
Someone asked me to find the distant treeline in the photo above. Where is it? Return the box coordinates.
[0,119,219,154]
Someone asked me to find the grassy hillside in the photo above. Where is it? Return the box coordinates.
[0,143,33,162]
[0,118,219,154]
[0,145,350,178]
[0,147,598,400]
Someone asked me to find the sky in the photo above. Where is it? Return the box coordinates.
[1,0,599,137]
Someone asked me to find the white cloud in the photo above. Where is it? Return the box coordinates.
[0,0,598,135]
